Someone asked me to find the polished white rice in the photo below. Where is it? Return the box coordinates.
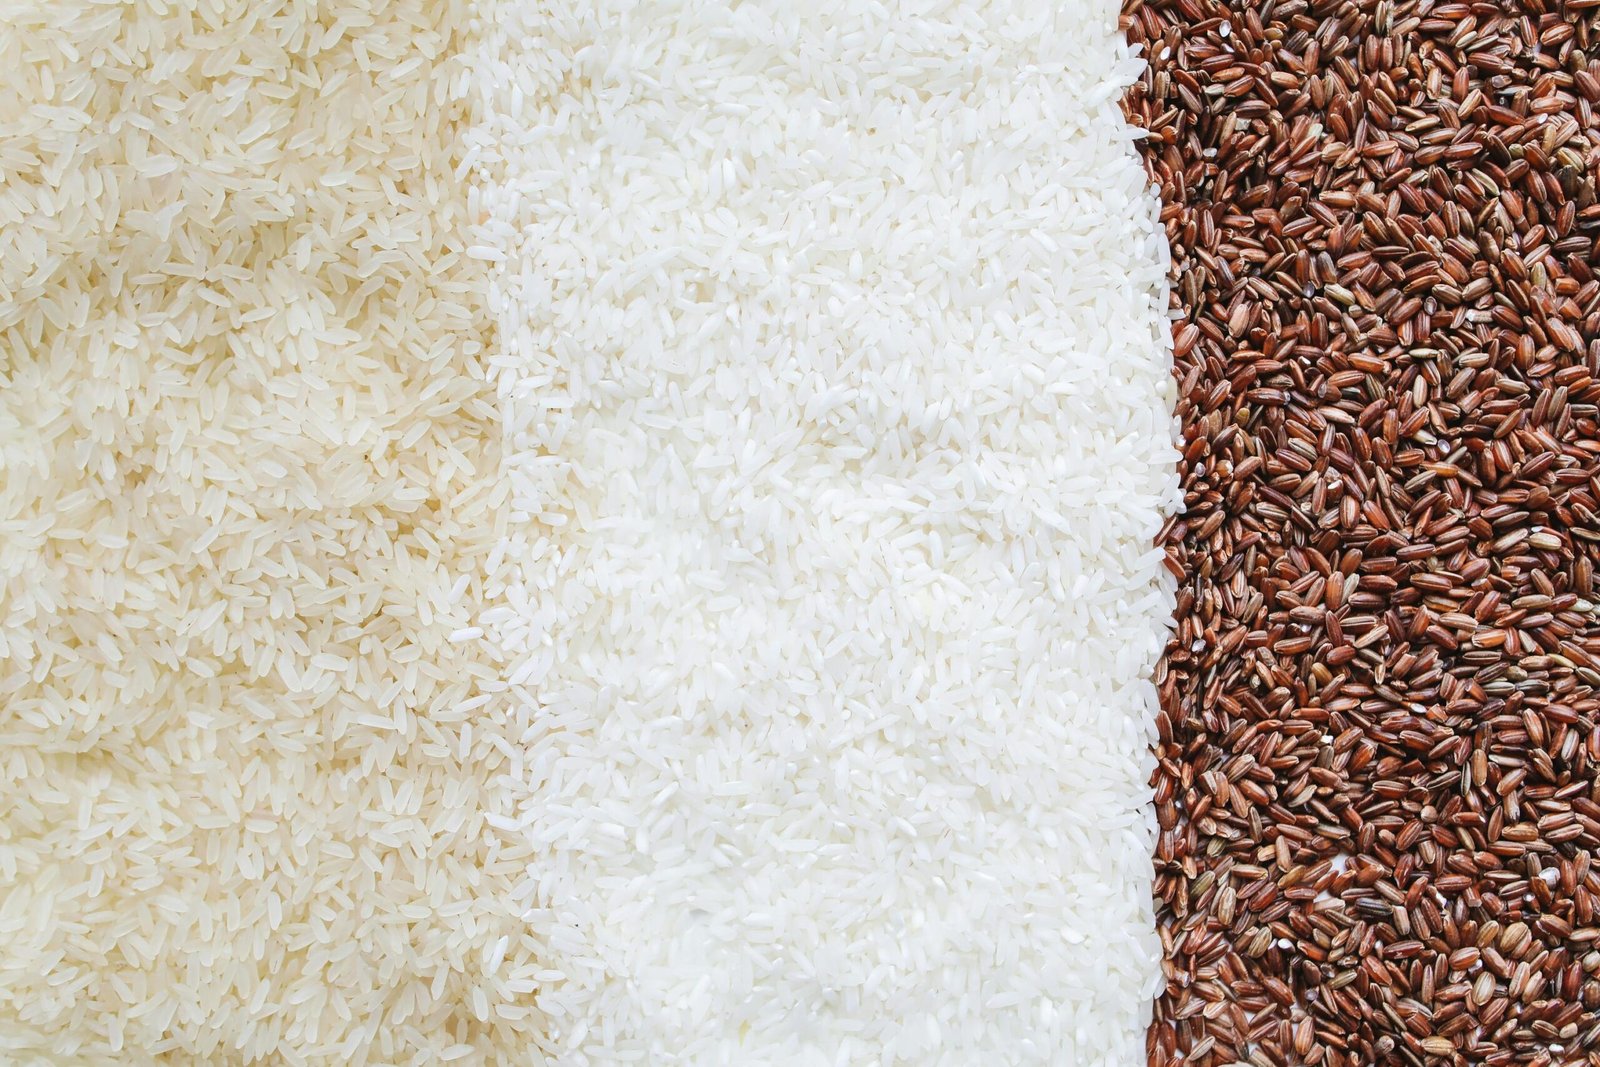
[468,0,1179,1062]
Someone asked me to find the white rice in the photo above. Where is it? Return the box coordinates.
[0,1,545,1061]
[3,0,1178,1059]
[468,1,1180,1063]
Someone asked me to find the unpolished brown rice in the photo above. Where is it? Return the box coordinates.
[1124,0,1600,1063]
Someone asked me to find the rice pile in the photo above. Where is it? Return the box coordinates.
[0,0,1186,1060]
[1125,0,1600,1063]
[0,1,544,1061]
[468,1,1180,1061]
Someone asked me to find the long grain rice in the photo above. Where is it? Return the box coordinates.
[467,1,1180,1062]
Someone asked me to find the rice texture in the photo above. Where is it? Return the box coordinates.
[468,1,1181,1062]
[0,1,544,1061]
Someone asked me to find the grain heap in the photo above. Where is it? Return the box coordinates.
[0,1,544,1061]
[1123,0,1600,1063]
[468,1,1181,1061]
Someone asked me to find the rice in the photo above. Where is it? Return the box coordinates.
[467,1,1180,1062]
[3,0,1181,1058]
[0,0,544,1061]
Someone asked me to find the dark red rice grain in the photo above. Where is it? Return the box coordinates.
[1121,0,1600,1063]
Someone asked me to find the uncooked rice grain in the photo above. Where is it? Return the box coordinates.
[1125,0,1600,1063]
[0,1,545,1062]
[468,0,1181,1062]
